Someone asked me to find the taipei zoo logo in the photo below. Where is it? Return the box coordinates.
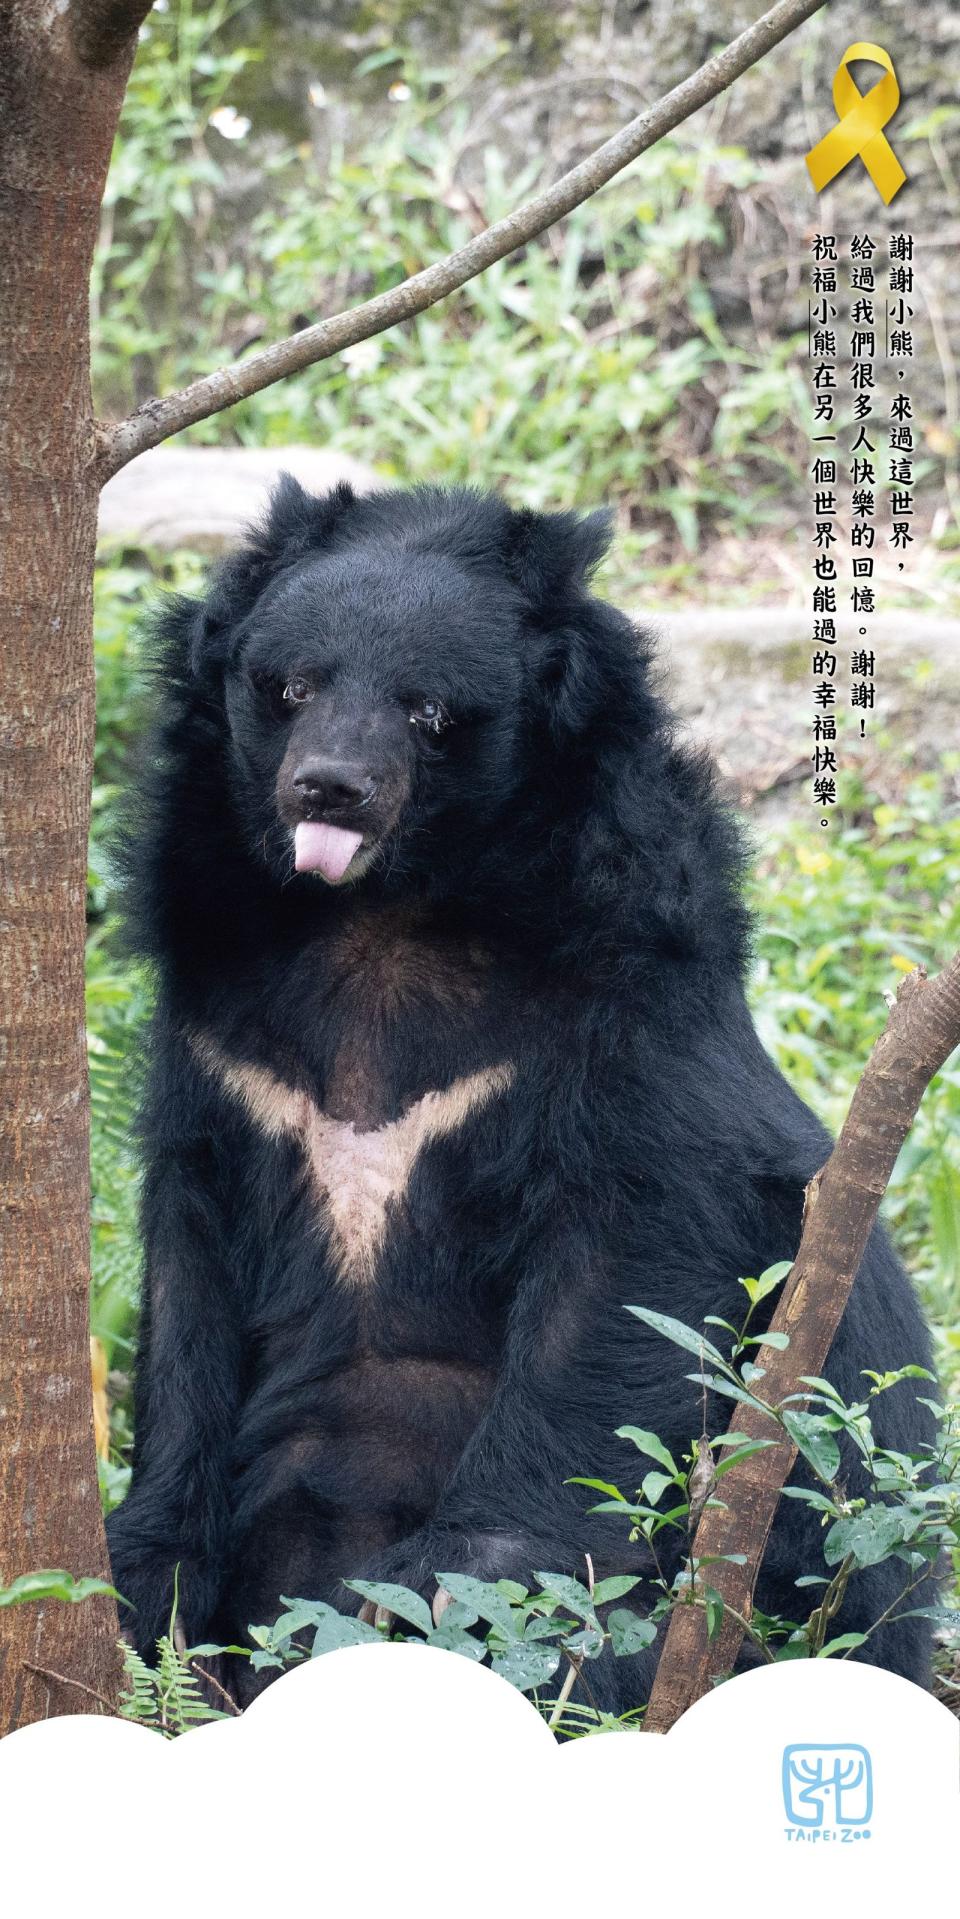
[782,1745,874,1842]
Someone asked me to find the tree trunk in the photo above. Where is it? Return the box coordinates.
[0,1,139,1734]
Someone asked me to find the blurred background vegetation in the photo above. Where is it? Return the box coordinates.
[88,0,960,1650]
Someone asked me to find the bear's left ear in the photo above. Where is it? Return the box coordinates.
[504,504,612,618]
[188,476,358,677]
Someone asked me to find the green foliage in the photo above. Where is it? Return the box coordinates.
[118,1635,232,1735]
[747,771,960,1394]
[87,553,204,1414]
[93,15,806,553]
[0,1571,122,1609]
[590,1277,960,1669]
[242,1571,655,1736]
[117,1566,237,1733]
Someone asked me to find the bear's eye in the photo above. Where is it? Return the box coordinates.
[409,697,451,735]
[283,676,314,707]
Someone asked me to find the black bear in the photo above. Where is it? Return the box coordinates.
[106,479,933,1705]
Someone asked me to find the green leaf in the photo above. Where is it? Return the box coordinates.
[798,1375,845,1401]
[713,1439,778,1477]
[495,1579,529,1604]
[270,1598,332,1641]
[436,1574,520,1638]
[818,1632,869,1657]
[823,1507,908,1568]
[774,1635,812,1662]
[862,1365,936,1392]
[0,1570,123,1609]
[585,1498,656,1517]
[310,1610,383,1655]
[186,1642,251,1659]
[591,1575,643,1606]
[641,1470,676,1508]
[704,1586,725,1641]
[430,1625,487,1660]
[490,1642,562,1692]
[561,1625,605,1659]
[625,1308,726,1369]
[250,1649,285,1673]
[614,1427,678,1474]
[607,1608,658,1656]
[739,1260,792,1305]
[686,1371,773,1414]
[780,1486,839,1515]
[566,1477,627,1502]
[783,1410,841,1482]
[523,1615,568,1642]
[532,1573,597,1623]
[433,1599,480,1631]
[343,1581,433,1637]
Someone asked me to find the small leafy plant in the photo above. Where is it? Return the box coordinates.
[242,1569,656,1737]
[118,1569,240,1735]
[574,1270,960,1669]
[119,1635,233,1736]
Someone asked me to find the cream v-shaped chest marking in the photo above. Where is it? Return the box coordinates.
[192,1034,514,1285]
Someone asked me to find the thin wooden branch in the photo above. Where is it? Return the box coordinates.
[70,0,153,70]
[644,950,960,1735]
[95,0,827,483]
[190,1661,243,1717]
[23,1662,116,1716]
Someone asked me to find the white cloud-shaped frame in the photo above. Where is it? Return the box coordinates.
[1,1649,955,1915]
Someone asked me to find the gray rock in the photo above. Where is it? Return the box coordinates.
[98,444,380,552]
[649,607,960,816]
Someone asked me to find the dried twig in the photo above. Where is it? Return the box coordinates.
[190,1660,242,1716]
[547,1654,584,1730]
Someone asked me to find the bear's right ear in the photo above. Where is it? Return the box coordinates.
[187,475,358,677]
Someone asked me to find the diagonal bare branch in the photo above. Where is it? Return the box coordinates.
[95,0,827,483]
[644,947,960,1734]
[70,0,153,70]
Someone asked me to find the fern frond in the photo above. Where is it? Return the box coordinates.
[118,1640,159,1728]
[156,1634,231,1734]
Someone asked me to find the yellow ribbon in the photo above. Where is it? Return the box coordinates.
[806,43,906,206]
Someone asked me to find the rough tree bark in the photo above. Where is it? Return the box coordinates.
[0,0,826,1735]
[644,952,960,1735]
[0,0,151,1734]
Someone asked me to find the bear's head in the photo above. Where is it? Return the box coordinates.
[181,477,649,897]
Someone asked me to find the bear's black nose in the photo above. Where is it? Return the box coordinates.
[292,759,379,815]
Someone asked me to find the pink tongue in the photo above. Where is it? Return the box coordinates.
[294,821,363,881]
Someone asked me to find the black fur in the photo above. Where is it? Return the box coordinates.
[107,479,934,1705]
